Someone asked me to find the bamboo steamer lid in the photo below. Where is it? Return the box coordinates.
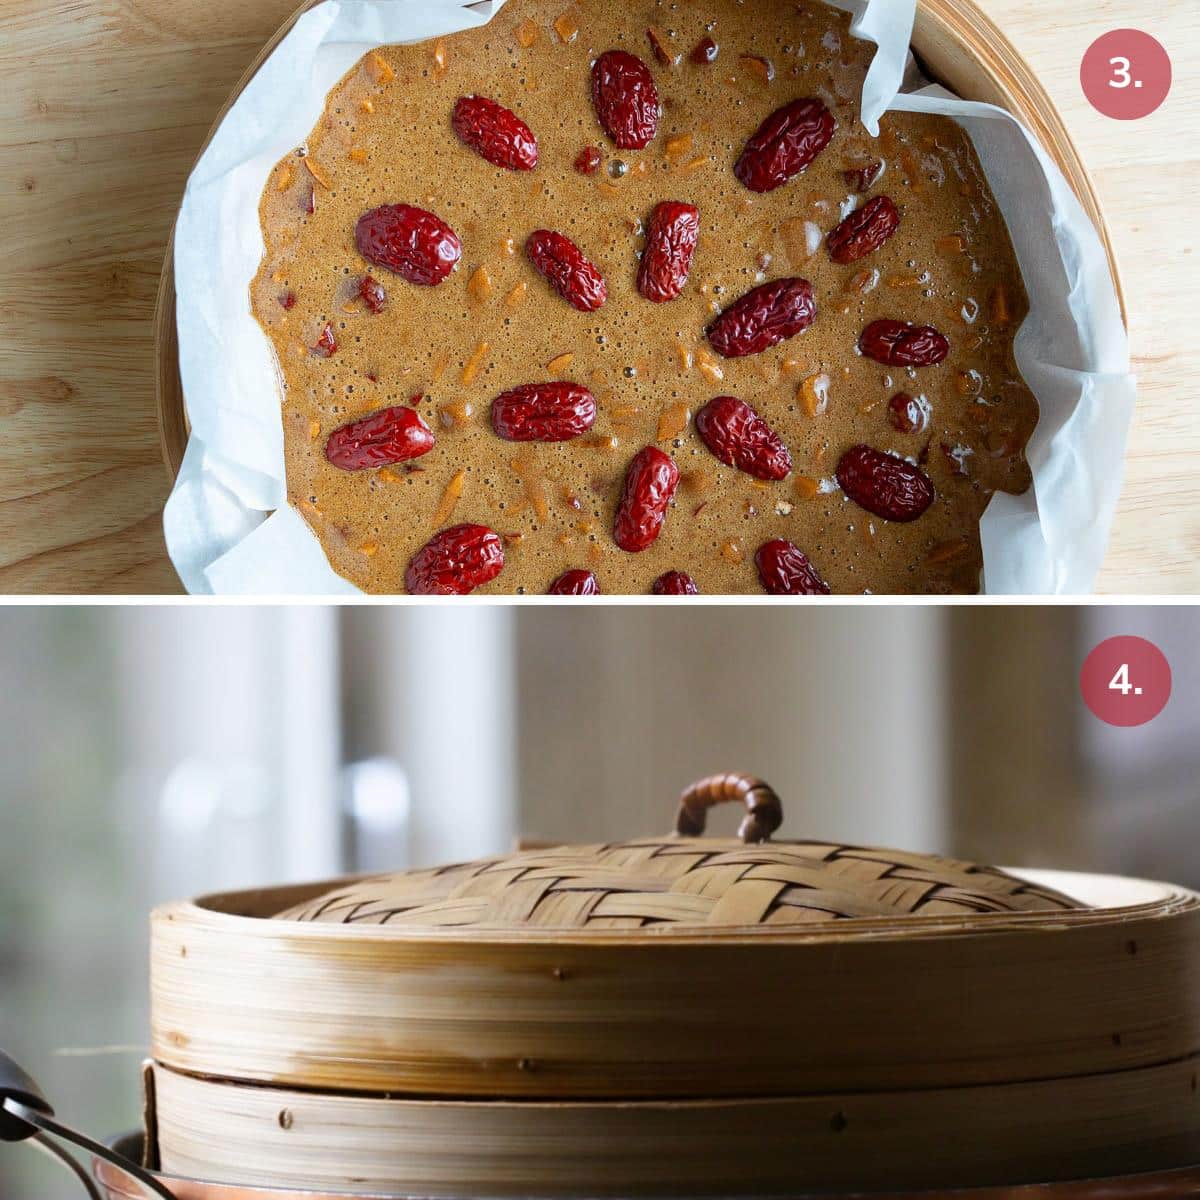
[150,775,1200,1108]
[272,775,1080,927]
[273,845,1077,923]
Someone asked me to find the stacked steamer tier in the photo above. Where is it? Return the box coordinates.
[147,776,1200,1197]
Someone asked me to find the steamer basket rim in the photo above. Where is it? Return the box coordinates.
[154,867,1195,948]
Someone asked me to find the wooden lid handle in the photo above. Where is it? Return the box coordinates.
[675,773,782,843]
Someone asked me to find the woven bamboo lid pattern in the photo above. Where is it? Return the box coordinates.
[275,773,1081,928]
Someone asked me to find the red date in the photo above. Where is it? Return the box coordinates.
[836,443,935,522]
[826,195,900,264]
[452,95,538,171]
[324,406,434,471]
[354,204,461,286]
[574,146,602,175]
[592,50,660,149]
[707,277,816,358]
[491,383,596,442]
[859,319,949,367]
[652,570,698,594]
[405,524,505,595]
[637,201,699,303]
[755,539,830,595]
[843,159,883,192]
[734,98,835,193]
[526,229,607,311]
[548,569,600,595]
[614,446,679,552]
[358,275,386,313]
[695,395,791,480]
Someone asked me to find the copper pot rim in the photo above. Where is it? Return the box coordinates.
[93,1133,1200,1200]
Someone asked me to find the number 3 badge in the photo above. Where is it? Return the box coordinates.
[1081,30,1172,119]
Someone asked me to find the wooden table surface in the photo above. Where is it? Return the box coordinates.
[0,0,1194,595]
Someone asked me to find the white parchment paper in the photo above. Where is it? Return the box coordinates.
[162,0,1134,595]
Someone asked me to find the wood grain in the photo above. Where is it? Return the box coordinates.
[0,0,299,593]
[0,0,1194,593]
[978,3,1200,591]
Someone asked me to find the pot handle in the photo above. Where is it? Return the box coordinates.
[675,773,782,843]
[0,1048,176,1200]
[0,1047,52,1143]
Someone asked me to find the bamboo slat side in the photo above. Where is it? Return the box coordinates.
[149,1059,1200,1197]
[150,873,1200,1099]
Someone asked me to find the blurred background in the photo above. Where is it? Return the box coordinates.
[0,604,1197,1199]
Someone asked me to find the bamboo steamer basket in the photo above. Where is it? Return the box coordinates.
[152,0,1127,476]
[146,777,1200,1197]
[146,1057,1200,1197]
[145,1060,1200,1200]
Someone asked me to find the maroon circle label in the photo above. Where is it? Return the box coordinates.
[1080,29,1172,119]
[1080,636,1172,727]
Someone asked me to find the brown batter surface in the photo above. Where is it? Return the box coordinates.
[251,0,1035,594]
